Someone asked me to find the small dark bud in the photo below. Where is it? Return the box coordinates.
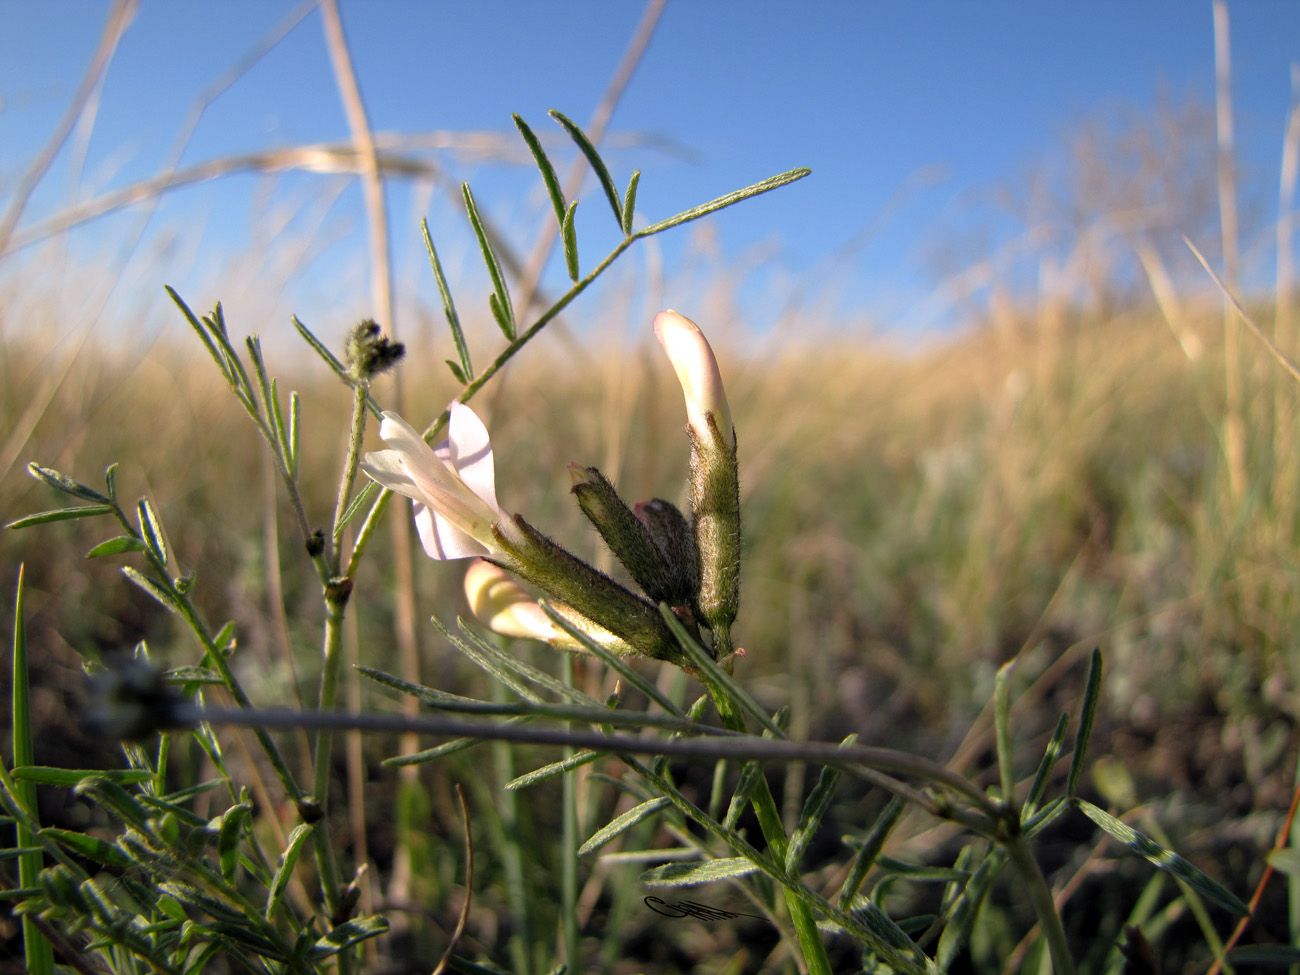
[325,575,354,605]
[173,571,196,595]
[305,530,325,557]
[345,319,405,381]
[332,868,366,926]
[297,796,325,824]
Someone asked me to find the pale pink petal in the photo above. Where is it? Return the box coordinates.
[414,502,491,560]
[361,406,508,560]
[357,451,423,502]
[442,401,499,509]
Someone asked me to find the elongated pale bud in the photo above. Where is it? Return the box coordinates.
[654,310,741,646]
[463,560,631,653]
[653,310,733,449]
[490,514,705,664]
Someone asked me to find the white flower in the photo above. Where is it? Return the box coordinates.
[359,403,519,560]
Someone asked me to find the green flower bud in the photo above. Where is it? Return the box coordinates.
[491,514,705,665]
[635,498,700,608]
[345,319,405,381]
[570,466,694,608]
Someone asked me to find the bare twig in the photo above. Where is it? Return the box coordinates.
[431,784,474,975]
[1187,235,1300,387]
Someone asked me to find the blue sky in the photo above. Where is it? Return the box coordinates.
[3,1,1300,347]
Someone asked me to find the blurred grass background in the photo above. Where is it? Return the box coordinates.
[3,276,1298,970]
[4,3,1300,971]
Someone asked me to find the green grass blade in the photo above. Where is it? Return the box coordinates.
[122,566,181,613]
[462,183,515,339]
[265,823,314,921]
[539,602,685,717]
[455,619,601,705]
[1074,799,1249,915]
[621,170,641,235]
[723,760,763,830]
[561,200,579,281]
[269,377,292,475]
[1023,796,1069,836]
[137,498,168,569]
[25,463,110,504]
[335,481,379,538]
[287,390,300,478]
[642,857,759,886]
[1023,712,1070,823]
[292,315,347,383]
[104,462,119,502]
[166,285,226,380]
[875,856,971,883]
[12,767,153,787]
[87,535,147,558]
[549,109,622,227]
[513,113,566,227]
[202,303,256,407]
[307,915,389,960]
[506,749,601,791]
[1067,648,1103,799]
[37,827,133,869]
[994,661,1015,805]
[785,734,855,873]
[839,796,905,907]
[12,566,54,975]
[579,796,671,856]
[421,218,472,381]
[217,802,252,883]
[660,607,785,737]
[434,616,538,702]
[936,851,1005,972]
[6,504,114,529]
[635,167,812,238]
[292,316,384,419]
[244,335,274,424]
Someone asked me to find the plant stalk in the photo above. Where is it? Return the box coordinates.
[1004,829,1076,975]
[705,676,833,975]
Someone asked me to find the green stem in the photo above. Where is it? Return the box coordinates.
[560,653,580,969]
[174,591,302,803]
[12,567,54,975]
[309,378,371,931]
[706,678,833,975]
[1004,829,1076,975]
[331,380,370,574]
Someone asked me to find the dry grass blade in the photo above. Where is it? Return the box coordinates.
[0,0,136,250]
[1186,235,1300,386]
